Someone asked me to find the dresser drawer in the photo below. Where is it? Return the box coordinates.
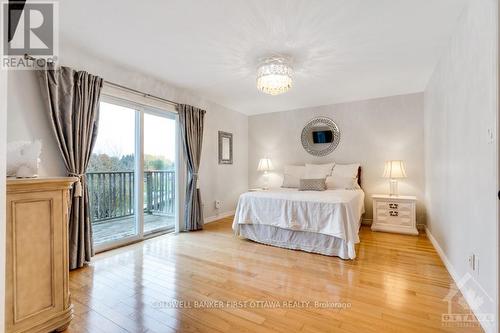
[376,208,411,218]
[376,201,413,212]
[375,214,413,227]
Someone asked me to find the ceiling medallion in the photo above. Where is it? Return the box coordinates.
[256,56,293,96]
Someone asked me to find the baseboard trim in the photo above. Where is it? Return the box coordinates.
[425,227,458,279]
[204,210,235,224]
[361,218,372,225]
[425,226,494,333]
[416,223,426,231]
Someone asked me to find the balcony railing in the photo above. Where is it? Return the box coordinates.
[87,170,175,224]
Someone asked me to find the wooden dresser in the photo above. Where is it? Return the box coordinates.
[6,177,76,333]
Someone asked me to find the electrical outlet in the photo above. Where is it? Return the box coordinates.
[215,200,222,209]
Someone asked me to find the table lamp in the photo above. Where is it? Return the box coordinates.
[383,160,407,196]
[257,158,274,190]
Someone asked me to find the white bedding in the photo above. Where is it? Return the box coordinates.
[232,188,365,259]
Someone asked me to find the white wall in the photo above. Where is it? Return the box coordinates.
[201,104,248,219]
[248,93,425,224]
[6,42,248,223]
[7,71,65,176]
[424,0,498,332]
[0,68,7,333]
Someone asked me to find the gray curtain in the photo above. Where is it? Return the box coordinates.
[177,104,206,231]
[38,65,103,269]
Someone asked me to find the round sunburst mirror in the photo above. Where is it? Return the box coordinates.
[301,117,341,156]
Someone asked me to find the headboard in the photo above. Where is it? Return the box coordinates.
[357,166,362,187]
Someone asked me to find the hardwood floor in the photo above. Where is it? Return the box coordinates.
[66,217,483,333]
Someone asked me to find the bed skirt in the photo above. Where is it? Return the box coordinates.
[237,224,353,259]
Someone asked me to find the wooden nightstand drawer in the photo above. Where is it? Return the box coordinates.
[372,194,418,235]
[376,212,412,223]
[376,201,412,212]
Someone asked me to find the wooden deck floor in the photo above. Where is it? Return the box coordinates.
[66,217,483,333]
[92,214,175,245]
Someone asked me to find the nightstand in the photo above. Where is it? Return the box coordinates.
[372,194,418,235]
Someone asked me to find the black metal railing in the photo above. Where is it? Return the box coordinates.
[87,171,175,224]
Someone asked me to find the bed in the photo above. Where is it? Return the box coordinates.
[232,169,365,259]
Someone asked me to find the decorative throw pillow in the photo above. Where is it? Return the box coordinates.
[332,163,360,178]
[281,165,306,188]
[299,178,327,191]
[326,175,360,190]
[304,163,335,179]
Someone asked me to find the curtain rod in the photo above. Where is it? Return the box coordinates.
[103,81,179,107]
[23,54,179,107]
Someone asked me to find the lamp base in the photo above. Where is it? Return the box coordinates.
[389,179,399,196]
[263,171,269,190]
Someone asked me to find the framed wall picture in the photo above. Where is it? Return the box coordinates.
[218,131,233,164]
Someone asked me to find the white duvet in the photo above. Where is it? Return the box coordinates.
[232,188,365,259]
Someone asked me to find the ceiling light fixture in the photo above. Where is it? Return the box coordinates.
[256,57,293,95]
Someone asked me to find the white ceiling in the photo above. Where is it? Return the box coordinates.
[59,0,468,115]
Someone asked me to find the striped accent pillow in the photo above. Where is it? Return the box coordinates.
[298,178,327,191]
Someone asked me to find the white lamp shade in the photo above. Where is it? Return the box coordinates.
[383,160,407,178]
[257,158,274,171]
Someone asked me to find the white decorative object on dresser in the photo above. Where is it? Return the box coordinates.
[371,194,418,235]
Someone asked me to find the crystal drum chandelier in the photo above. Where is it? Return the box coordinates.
[256,57,293,95]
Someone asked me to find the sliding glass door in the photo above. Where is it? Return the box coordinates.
[143,112,176,234]
[87,96,177,251]
[87,101,139,247]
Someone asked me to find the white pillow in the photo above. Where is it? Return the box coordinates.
[281,165,306,188]
[326,175,360,190]
[305,163,335,179]
[332,163,360,178]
